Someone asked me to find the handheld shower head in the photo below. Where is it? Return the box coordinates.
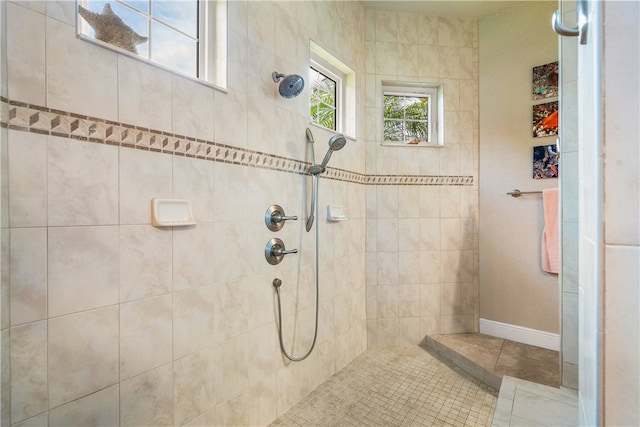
[319,133,347,170]
[272,71,304,98]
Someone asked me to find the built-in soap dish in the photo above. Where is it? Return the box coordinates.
[327,205,347,222]
[151,198,196,227]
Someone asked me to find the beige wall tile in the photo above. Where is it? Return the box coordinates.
[173,286,215,360]
[117,55,172,132]
[172,224,215,291]
[48,307,119,408]
[120,364,173,427]
[173,348,216,427]
[249,373,277,427]
[120,295,173,380]
[48,226,119,317]
[8,131,47,227]
[47,136,118,226]
[10,321,47,423]
[7,2,45,105]
[10,228,47,325]
[172,157,216,224]
[215,392,250,427]
[46,18,118,121]
[48,385,119,427]
[172,75,215,141]
[213,335,249,406]
[374,11,397,42]
[120,225,172,303]
[119,148,172,225]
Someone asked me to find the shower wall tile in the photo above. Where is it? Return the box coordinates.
[249,374,277,427]
[417,46,440,80]
[10,227,47,325]
[173,286,216,360]
[119,148,172,225]
[119,225,172,303]
[10,321,47,423]
[8,131,47,227]
[173,348,216,426]
[398,285,420,317]
[48,307,119,408]
[247,1,275,53]
[5,0,368,424]
[247,323,280,386]
[398,251,420,284]
[172,224,216,291]
[172,75,216,141]
[45,0,75,26]
[11,413,47,427]
[45,17,118,121]
[117,56,172,133]
[375,11,397,43]
[398,317,421,345]
[48,226,119,317]
[215,392,250,427]
[7,2,45,105]
[48,385,119,427]
[120,295,173,380]
[120,364,173,427]
[47,136,118,226]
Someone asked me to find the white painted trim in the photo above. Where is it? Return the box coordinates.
[479,318,560,351]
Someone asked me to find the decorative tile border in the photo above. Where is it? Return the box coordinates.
[1,98,473,187]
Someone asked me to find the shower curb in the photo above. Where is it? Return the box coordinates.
[419,335,503,391]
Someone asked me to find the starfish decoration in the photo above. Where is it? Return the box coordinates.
[78,3,148,54]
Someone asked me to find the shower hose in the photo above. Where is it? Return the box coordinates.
[274,174,320,362]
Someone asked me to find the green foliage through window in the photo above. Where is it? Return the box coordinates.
[384,94,429,143]
[310,67,337,131]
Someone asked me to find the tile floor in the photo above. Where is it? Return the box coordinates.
[492,376,578,426]
[269,346,498,427]
[423,333,560,388]
[270,334,579,427]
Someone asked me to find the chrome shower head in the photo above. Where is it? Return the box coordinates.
[272,71,304,98]
[319,133,347,170]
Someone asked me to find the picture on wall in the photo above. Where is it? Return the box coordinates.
[532,101,558,138]
[532,61,559,99]
[533,144,559,179]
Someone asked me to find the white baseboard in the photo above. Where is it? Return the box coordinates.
[479,318,560,351]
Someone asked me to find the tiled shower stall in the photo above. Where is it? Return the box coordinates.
[0,1,479,426]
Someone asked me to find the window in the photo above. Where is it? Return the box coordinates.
[310,64,340,131]
[77,0,226,87]
[382,83,443,146]
[309,41,356,138]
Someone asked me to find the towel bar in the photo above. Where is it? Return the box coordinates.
[506,189,543,198]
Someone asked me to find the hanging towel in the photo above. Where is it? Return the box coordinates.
[541,188,559,274]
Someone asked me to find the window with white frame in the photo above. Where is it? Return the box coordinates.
[310,59,342,132]
[77,0,226,87]
[309,41,356,138]
[382,83,443,146]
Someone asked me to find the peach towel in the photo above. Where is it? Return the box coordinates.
[541,188,559,274]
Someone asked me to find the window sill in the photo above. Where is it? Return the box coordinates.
[381,142,444,148]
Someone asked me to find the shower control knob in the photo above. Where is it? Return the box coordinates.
[265,205,298,231]
[265,238,298,265]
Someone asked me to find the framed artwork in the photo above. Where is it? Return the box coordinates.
[533,144,559,179]
[532,101,558,138]
[532,61,559,100]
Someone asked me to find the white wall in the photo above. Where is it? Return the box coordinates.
[478,2,560,335]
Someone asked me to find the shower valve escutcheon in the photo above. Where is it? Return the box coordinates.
[265,238,298,265]
[265,205,298,231]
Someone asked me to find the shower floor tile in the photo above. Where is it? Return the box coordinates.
[269,346,497,427]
